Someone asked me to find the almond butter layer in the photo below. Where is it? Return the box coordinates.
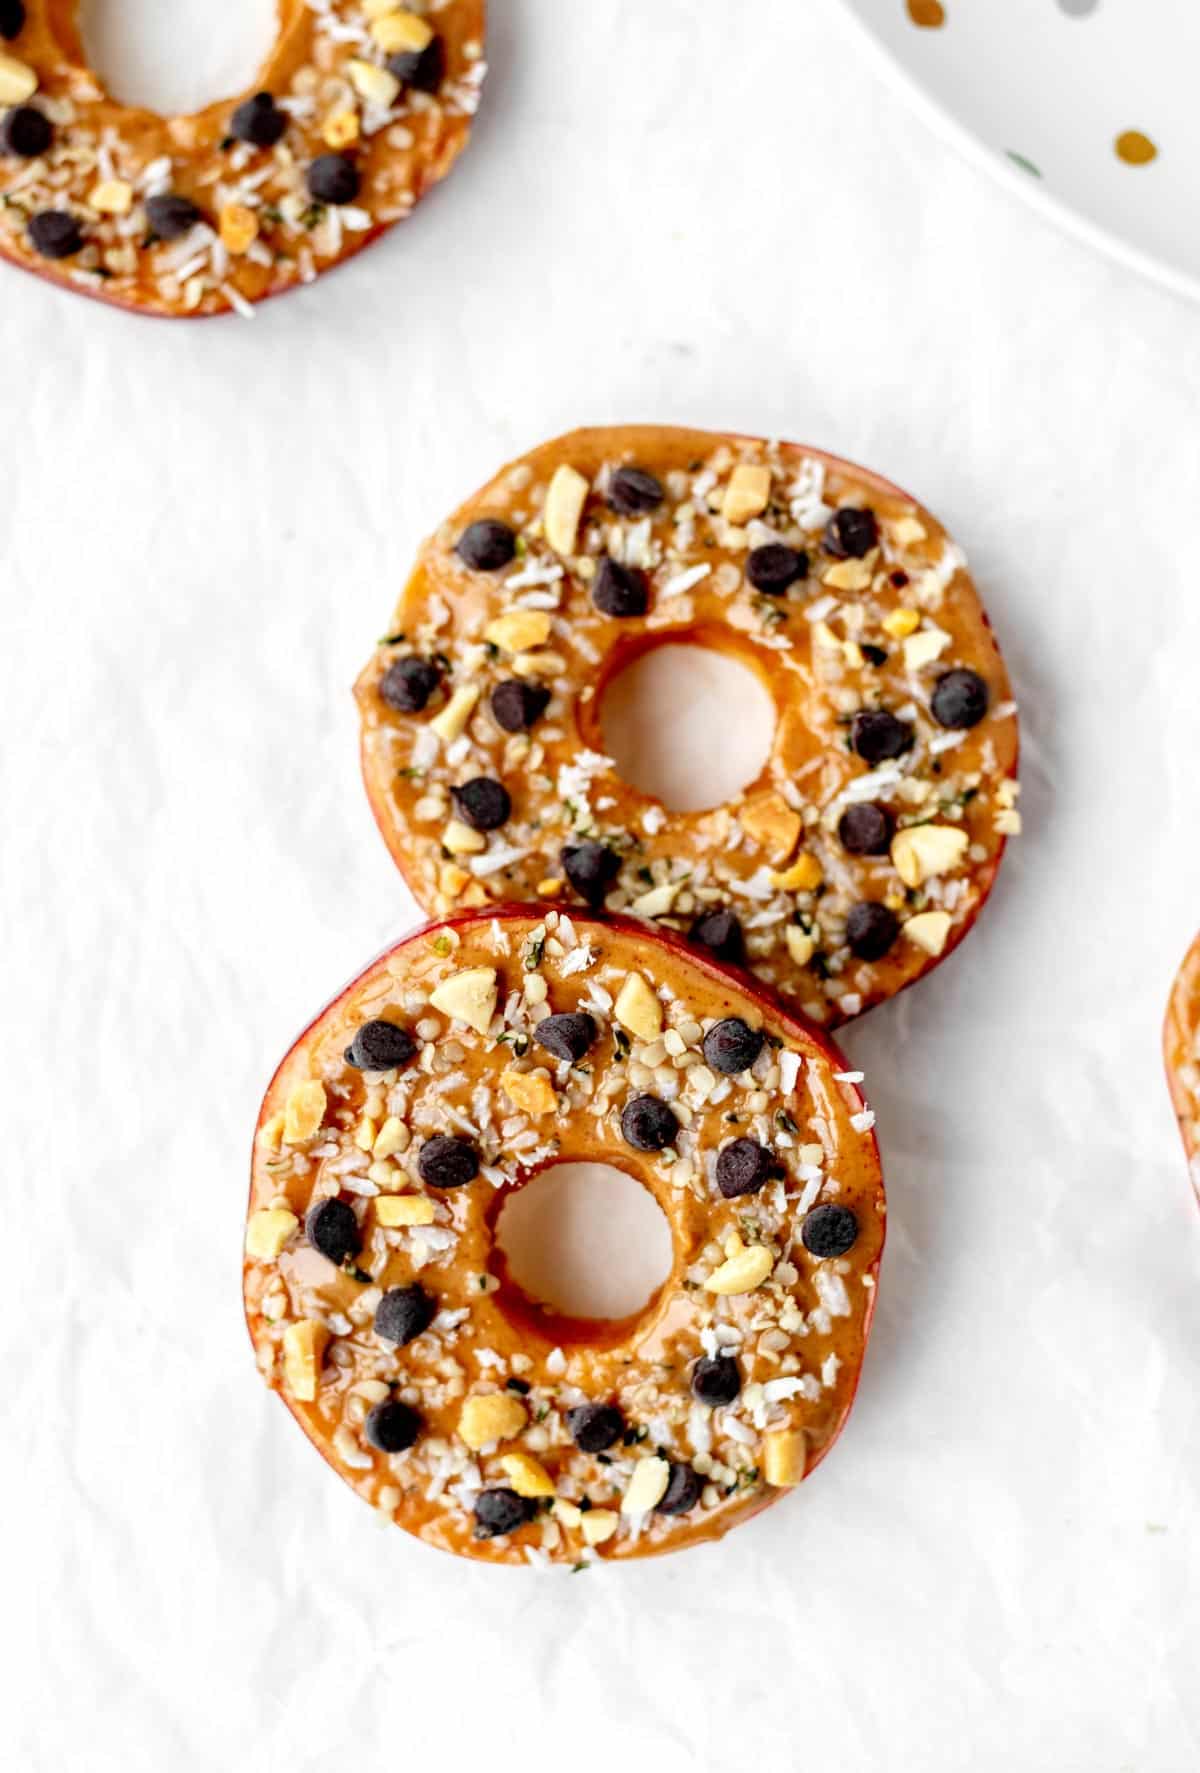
[244,908,885,1566]
[0,1,483,316]
[1163,930,1200,1207]
[355,426,1020,1029]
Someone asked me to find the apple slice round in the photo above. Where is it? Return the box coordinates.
[1164,929,1200,1207]
[355,425,1019,1028]
[244,906,885,1565]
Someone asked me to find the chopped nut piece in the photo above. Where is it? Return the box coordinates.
[554,1499,583,1529]
[614,971,663,1041]
[372,1115,408,1160]
[371,8,434,53]
[282,1080,327,1145]
[740,793,802,863]
[484,609,552,654]
[509,650,564,679]
[442,817,486,855]
[257,1111,286,1152]
[218,202,259,254]
[429,965,498,1035]
[772,851,823,892]
[348,58,401,110]
[535,877,564,898]
[245,1208,299,1261]
[543,463,590,556]
[902,909,953,956]
[581,1508,619,1546]
[882,606,921,639]
[355,1115,377,1152]
[375,1194,436,1228]
[785,926,815,966]
[282,1320,328,1402]
[629,881,680,917]
[620,1454,671,1515]
[890,823,969,888]
[822,557,873,592]
[704,1244,773,1295]
[0,53,38,105]
[890,516,927,546]
[500,1068,557,1117]
[322,109,360,150]
[763,1427,806,1487]
[88,180,134,216]
[439,862,472,898]
[722,463,771,525]
[902,627,951,671]
[429,682,480,742]
[498,1452,556,1498]
[458,1392,528,1450]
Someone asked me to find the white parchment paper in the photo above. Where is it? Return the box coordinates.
[2,4,1197,1768]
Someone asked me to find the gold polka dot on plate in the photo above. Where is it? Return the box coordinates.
[1115,130,1158,166]
[906,0,946,26]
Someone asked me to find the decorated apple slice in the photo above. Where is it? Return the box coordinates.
[1164,929,1200,1206]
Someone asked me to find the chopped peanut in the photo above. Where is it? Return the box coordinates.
[543,463,590,556]
[772,851,823,892]
[484,609,552,653]
[740,792,802,863]
[763,1427,807,1486]
[429,965,498,1035]
[429,682,480,742]
[891,823,969,888]
[245,1208,299,1261]
[620,1455,671,1515]
[614,972,663,1041]
[902,909,953,956]
[282,1320,328,1402]
[704,1244,773,1295]
[721,463,771,525]
[458,1392,528,1450]
[371,9,433,54]
[282,1080,326,1145]
[501,1068,557,1117]
[498,1452,556,1498]
[218,203,259,254]
[375,1195,436,1228]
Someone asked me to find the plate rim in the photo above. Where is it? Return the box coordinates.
[831,0,1200,308]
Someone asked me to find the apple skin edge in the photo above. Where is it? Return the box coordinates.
[245,904,886,1559]
[355,432,1019,1032]
[1163,928,1200,1211]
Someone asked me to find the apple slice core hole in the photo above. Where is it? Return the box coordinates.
[79,0,279,116]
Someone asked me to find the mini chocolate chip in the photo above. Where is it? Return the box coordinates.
[561,840,620,907]
[379,655,441,713]
[801,1202,860,1258]
[702,1017,764,1076]
[145,193,202,240]
[845,901,899,961]
[387,32,444,92]
[746,543,808,595]
[0,1,26,41]
[490,678,549,733]
[473,1487,535,1538]
[838,802,894,856]
[306,153,359,205]
[506,1376,531,1395]
[931,667,989,730]
[715,1137,779,1199]
[305,1197,361,1266]
[621,1093,678,1152]
[566,1402,625,1453]
[230,91,287,148]
[591,556,648,618]
[374,1283,436,1346]
[608,465,663,516]
[27,210,82,259]
[656,1461,703,1516]
[860,643,889,667]
[364,1399,421,1453]
[344,1018,416,1072]
[689,907,747,968]
[456,518,516,571]
[534,1012,597,1064]
[451,776,511,831]
[691,1355,741,1407]
[851,709,914,765]
[418,1134,479,1189]
[824,506,879,559]
[1,104,51,158]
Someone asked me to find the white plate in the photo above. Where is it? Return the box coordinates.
[837,0,1200,302]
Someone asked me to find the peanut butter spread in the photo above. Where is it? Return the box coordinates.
[1164,931,1200,1207]
[0,1,483,315]
[244,908,885,1565]
[356,426,1020,1029]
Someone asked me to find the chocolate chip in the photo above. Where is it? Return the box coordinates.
[702,1017,764,1076]
[689,907,746,968]
[374,1283,437,1346]
[656,1461,703,1516]
[715,1137,779,1199]
[931,667,989,730]
[145,193,202,240]
[27,210,82,259]
[845,901,899,961]
[620,1094,678,1152]
[801,1203,860,1258]
[561,840,620,908]
[473,1487,535,1538]
[566,1402,625,1453]
[591,556,648,618]
[305,1197,361,1266]
[1,104,50,158]
[851,709,914,765]
[490,678,549,733]
[608,465,663,516]
[418,1134,479,1189]
[387,32,444,92]
[533,1012,597,1064]
[456,519,516,571]
[344,1018,416,1072]
[451,777,511,831]
[824,507,879,559]
[0,2,26,41]
[746,543,808,595]
[364,1399,421,1453]
[230,91,287,148]
[838,802,894,856]
[691,1355,741,1407]
[379,655,441,713]
[306,153,359,205]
